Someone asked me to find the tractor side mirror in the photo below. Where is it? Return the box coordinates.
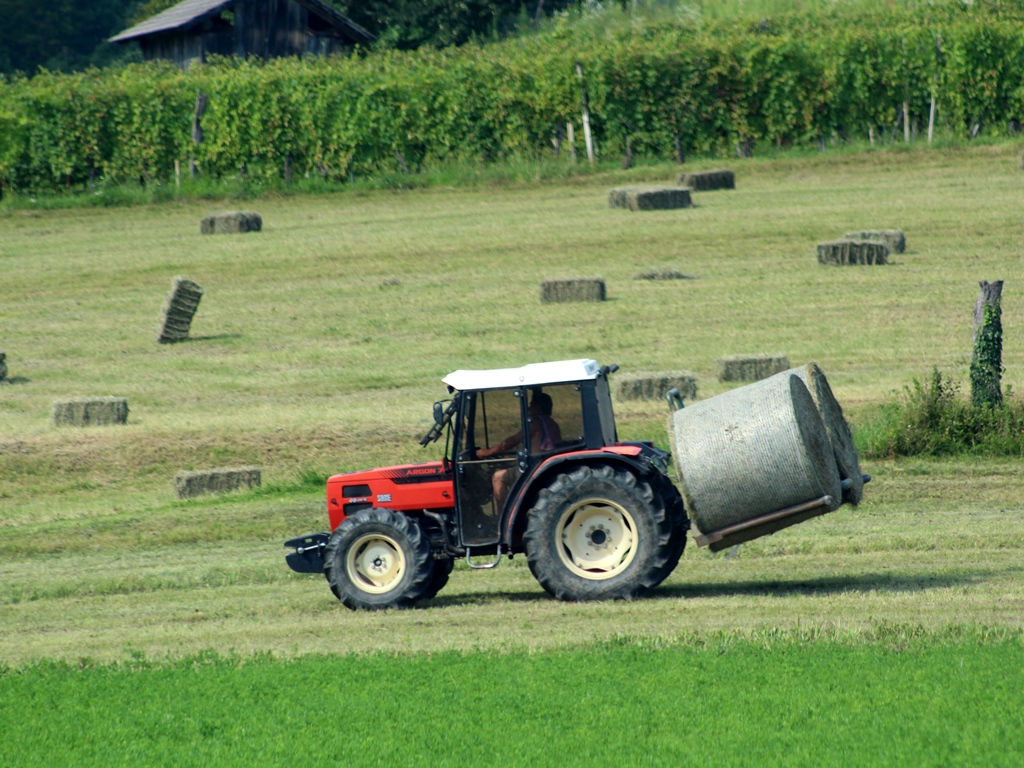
[433,401,445,425]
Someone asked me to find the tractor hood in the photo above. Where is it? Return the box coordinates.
[326,461,454,529]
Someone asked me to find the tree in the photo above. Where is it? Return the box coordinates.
[0,0,141,75]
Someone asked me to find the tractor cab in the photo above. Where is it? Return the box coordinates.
[428,359,619,554]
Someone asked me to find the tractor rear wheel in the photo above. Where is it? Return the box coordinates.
[323,508,433,610]
[524,465,676,601]
[420,557,454,602]
[649,473,689,588]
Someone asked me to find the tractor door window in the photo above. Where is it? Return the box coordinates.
[476,390,523,455]
[455,389,524,547]
[527,384,585,454]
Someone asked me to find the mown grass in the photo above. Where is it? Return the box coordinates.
[1,142,1022,674]
[2,637,1022,768]
[1,454,1022,663]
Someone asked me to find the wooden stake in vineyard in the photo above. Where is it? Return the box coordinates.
[190,88,207,179]
[928,35,942,144]
[575,63,595,166]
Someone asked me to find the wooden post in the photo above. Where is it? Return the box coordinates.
[869,126,874,145]
[567,122,576,163]
[674,134,684,164]
[971,280,1004,408]
[552,123,563,159]
[619,119,636,170]
[929,35,942,144]
[904,102,910,143]
[190,88,207,179]
[175,159,181,187]
[575,63,595,166]
[973,280,1004,337]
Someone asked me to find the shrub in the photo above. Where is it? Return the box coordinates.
[858,368,1024,458]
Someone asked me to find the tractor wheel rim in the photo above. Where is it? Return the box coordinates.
[346,533,406,594]
[555,498,637,580]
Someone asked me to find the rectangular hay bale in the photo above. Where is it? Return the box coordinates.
[156,276,204,344]
[52,397,129,426]
[200,211,262,235]
[842,229,905,254]
[174,467,262,499]
[716,355,790,383]
[817,239,889,266]
[609,186,692,211]
[540,277,606,303]
[676,169,735,191]
[617,373,698,402]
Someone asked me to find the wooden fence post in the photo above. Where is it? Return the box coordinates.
[575,63,595,166]
[190,88,207,179]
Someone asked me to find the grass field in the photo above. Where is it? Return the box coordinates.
[3,638,1022,767]
[2,142,1023,764]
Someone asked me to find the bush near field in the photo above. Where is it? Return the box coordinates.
[858,369,1024,459]
[4,5,1024,194]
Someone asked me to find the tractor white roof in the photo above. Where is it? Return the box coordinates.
[443,359,601,392]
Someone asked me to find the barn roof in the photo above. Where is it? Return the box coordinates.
[109,0,374,44]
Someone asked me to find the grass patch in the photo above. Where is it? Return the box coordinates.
[1,637,1022,767]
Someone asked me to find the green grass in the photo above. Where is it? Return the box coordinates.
[2,637,1022,767]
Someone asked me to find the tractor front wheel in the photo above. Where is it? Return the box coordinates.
[323,508,433,610]
[524,465,676,601]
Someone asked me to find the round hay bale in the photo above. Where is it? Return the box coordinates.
[540,277,606,303]
[676,169,735,191]
[817,239,889,266]
[200,211,262,235]
[716,354,789,383]
[617,372,697,402]
[52,397,129,427]
[669,374,841,535]
[842,229,905,254]
[774,363,864,506]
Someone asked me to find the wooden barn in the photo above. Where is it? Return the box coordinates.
[109,0,375,67]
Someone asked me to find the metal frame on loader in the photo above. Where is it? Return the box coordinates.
[285,359,690,610]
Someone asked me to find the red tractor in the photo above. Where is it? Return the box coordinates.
[285,359,689,609]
